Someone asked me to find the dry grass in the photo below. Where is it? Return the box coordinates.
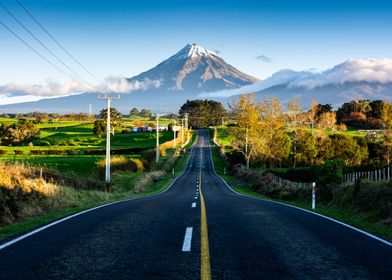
[0,161,110,226]
[95,156,147,178]
[0,162,58,196]
[133,170,166,193]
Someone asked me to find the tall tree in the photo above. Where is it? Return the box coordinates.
[292,128,318,166]
[231,95,263,169]
[93,120,105,138]
[139,109,152,118]
[317,112,337,130]
[286,98,302,123]
[99,107,122,133]
[129,107,140,116]
[381,101,392,164]
[260,97,291,167]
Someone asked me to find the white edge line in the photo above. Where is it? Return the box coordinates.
[182,226,193,252]
[207,136,392,248]
[0,135,199,251]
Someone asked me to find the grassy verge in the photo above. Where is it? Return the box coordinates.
[211,146,392,242]
[0,133,196,243]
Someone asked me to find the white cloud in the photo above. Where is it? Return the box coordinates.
[0,78,93,97]
[290,58,392,89]
[200,58,392,98]
[99,76,161,93]
[0,76,162,98]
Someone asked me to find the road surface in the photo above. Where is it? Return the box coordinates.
[1,130,391,279]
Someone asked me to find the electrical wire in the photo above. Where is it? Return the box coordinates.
[0,20,77,81]
[15,0,101,83]
[0,0,94,89]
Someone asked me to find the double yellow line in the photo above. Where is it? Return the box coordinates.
[199,150,211,280]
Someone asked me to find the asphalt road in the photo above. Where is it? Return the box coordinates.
[1,130,392,279]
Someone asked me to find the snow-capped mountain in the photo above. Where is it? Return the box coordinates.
[2,49,392,113]
[126,43,259,93]
[0,44,259,113]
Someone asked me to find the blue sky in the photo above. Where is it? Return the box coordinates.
[1,0,392,86]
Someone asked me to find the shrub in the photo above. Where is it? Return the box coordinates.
[29,149,63,155]
[333,180,392,221]
[336,123,347,131]
[142,149,156,164]
[131,158,147,172]
[84,149,105,155]
[317,159,344,185]
[66,150,80,155]
[0,150,7,155]
[46,150,63,155]
[13,150,23,155]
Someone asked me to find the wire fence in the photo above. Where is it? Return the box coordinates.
[343,166,392,184]
[270,174,312,189]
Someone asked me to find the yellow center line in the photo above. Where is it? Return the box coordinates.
[199,151,211,280]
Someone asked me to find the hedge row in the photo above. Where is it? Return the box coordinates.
[269,159,344,185]
[27,147,150,156]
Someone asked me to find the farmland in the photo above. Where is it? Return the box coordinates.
[0,114,192,238]
[0,117,176,177]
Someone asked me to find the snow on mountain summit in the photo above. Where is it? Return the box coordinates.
[173,43,219,60]
[127,43,259,92]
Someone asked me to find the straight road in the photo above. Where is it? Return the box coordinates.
[1,130,391,279]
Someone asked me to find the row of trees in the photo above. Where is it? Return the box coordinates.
[229,95,392,169]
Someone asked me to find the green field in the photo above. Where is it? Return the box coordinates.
[0,117,176,176]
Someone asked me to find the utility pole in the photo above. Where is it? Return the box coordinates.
[185,113,188,131]
[98,93,120,184]
[245,126,249,170]
[181,118,184,145]
[88,104,92,116]
[222,116,224,126]
[173,120,176,149]
[156,114,160,163]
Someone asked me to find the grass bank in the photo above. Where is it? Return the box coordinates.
[211,145,392,242]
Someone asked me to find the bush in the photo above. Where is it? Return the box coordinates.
[66,150,80,155]
[142,149,156,164]
[46,150,63,155]
[317,159,344,185]
[336,124,347,131]
[333,180,392,221]
[84,149,105,155]
[29,149,63,155]
[13,150,23,155]
[95,156,148,179]
[0,150,7,155]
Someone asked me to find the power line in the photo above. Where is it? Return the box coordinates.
[15,0,101,83]
[0,0,94,89]
[0,20,78,81]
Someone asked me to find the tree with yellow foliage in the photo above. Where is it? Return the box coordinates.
[381,101,392,164]
[231,94,264,169]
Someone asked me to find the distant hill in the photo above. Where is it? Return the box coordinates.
[203,59,392,108]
